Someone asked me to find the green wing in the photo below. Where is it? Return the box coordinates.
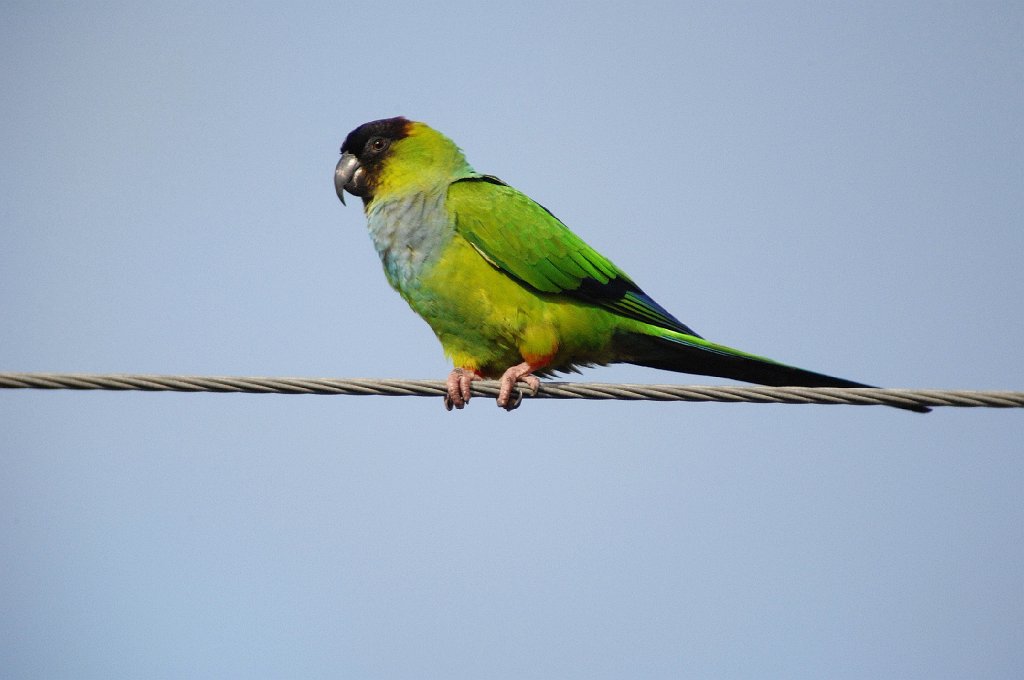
[447,176,699,337]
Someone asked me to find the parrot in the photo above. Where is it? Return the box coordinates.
[335,116,928,413]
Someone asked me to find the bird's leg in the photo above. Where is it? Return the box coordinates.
[444,367,482,411]
[496,361,542,411]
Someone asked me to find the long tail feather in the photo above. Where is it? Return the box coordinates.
[622,332,930,413]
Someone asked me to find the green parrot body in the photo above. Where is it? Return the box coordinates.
[336,117,927,412]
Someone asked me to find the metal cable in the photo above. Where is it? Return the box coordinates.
[0,372,1021,409]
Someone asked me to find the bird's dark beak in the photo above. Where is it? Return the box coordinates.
[335,152,361,206]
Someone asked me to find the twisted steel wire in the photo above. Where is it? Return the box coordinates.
[0,372,1021,409]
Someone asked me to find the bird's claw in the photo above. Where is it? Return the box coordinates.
[444,368,478,411]
[500,379,540,411]
[497,366,541,411]
[504,388,524,411]
[444,364,541,412]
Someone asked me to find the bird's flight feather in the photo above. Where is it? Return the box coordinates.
[449,176,699,337]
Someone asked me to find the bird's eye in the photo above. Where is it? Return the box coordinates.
[367,136,389,154]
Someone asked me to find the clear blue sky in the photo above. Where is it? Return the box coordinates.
[2,2,1022,678]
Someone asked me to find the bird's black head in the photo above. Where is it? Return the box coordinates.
[340,116,411,157]
[336,117,412,205]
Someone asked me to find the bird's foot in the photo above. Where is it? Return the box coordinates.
[497,362,541,411]
[444,368,481,411]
